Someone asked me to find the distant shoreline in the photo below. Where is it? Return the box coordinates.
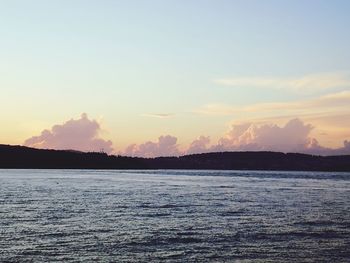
[1,144,350,172]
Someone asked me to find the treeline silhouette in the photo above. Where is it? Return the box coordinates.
[1,144,350,171]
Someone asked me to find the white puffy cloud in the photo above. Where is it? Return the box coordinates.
[122,119,350,157]
[303,139,350,156]
[24,114,350,157]
[124,135,180,158]
[187,136,211,154]
[208,118,350,155]
[24,113,114,153]
[221,119,313,152]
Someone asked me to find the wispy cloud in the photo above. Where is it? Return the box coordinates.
[195,90,350,116]
[193,104,238,116]
[141,113,174,119]
[214,72,350,93]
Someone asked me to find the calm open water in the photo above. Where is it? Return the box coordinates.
[0,169,349,262]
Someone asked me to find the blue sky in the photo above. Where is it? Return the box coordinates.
[1,0,350,155]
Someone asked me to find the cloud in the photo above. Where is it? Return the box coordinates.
[187,136,211,154]
[141,113,174,119]
[214,72,350,93]
[195,90,350,116]
[122,119,349,157]
[303,139,350,156]
[247,90,350,112]
[24,114,349,158]
[194,103,238,116]
[124,135,180,158]
[205,118,350,156]
[24,113,114,153]
[211,119,313,153]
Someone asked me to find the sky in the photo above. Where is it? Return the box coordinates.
[1,0,350,156]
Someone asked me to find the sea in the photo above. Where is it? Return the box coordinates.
[0,169,349,262]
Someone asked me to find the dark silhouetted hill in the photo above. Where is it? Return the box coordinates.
[1,144,350,171]
[0,144,145,169]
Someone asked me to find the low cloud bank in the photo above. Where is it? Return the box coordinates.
[122,119,350,157]
[187,136,211,154]
[124,135,180,158]
[24,115,349,157]
[213,119,313,153]
[303,139,350,156]
[210,119,350,156]
[24,113,113,153]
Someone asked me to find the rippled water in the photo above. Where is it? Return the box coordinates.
[0,169,349,262]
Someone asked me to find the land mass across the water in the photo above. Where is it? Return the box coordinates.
[1,144,350,171]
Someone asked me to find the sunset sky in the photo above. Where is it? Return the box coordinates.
[1,0,350,156]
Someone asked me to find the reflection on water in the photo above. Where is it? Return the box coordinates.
[0,170,349,262]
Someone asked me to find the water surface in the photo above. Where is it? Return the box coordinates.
[0,170,349,262]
